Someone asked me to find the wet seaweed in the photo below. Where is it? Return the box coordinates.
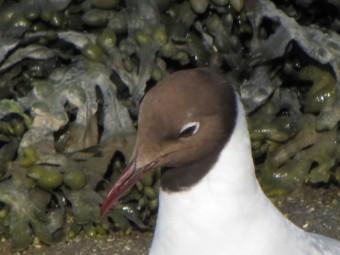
[0,0,339,250]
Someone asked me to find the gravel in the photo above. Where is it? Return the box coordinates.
[1,185,340,255]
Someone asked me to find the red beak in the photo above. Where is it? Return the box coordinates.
[100,158,157,215]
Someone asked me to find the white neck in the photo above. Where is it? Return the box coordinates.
[149,98,307,255]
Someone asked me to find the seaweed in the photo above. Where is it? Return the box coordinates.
[0,0,340,250]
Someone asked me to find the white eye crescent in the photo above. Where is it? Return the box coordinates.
[179,121,200,138]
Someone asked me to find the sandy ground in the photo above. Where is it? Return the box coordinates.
[275,185,340,240]
[1,185,340,255]
[0,232,153,255]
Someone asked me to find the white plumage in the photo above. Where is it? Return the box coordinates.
[150,97,340,255]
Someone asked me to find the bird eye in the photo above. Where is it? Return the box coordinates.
[179,122,200,138]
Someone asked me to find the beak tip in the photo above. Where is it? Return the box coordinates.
[100,195,116,216]
[100,159,157,217]
[100,206,106,216]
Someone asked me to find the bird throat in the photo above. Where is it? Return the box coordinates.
[160,149,224,192]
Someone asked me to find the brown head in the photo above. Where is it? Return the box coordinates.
[101,68,237,215]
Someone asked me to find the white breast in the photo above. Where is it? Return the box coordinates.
[149,98,340,255]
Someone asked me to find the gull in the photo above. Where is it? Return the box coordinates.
[101,68,340,255]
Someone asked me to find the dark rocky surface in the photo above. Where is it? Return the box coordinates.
[1,185,339,255]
